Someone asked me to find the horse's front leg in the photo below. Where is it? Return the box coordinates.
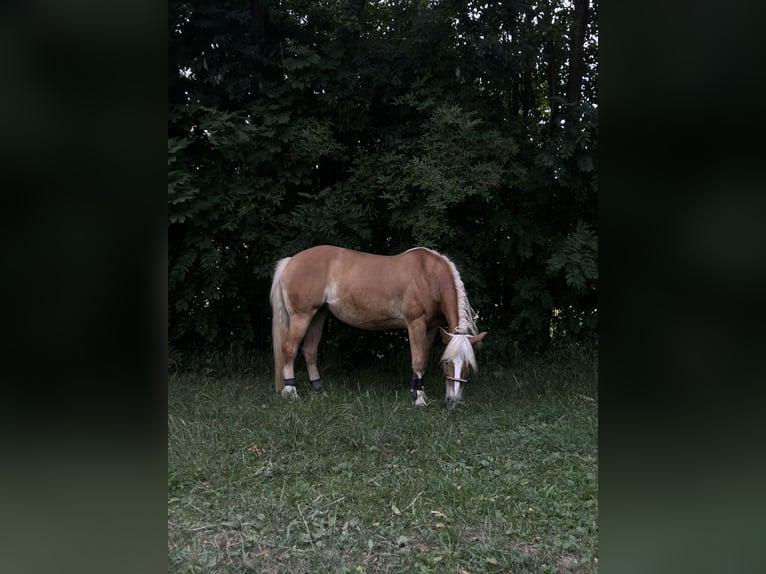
[407,321,436,406]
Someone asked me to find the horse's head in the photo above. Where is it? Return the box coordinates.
[439,329,487,408]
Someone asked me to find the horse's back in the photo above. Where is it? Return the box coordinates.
[287,245,444,281]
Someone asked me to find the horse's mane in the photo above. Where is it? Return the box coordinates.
[406,247,478,336]
[441,332,479,373]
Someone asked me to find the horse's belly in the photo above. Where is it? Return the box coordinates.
[326,301,406,331]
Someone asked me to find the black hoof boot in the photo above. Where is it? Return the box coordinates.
[310,378,324,394]
[410,374,424,402]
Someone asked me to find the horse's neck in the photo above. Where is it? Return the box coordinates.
[415,247,464,333]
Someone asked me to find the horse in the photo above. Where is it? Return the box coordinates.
[269,245,487,407]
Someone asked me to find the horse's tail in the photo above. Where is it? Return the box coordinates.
[270,257,291,393]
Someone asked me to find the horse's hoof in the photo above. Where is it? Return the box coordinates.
[445,398,459,409]
[281,386,299,400]
[310,379,324,394]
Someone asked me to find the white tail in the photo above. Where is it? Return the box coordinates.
[270,257,291,393]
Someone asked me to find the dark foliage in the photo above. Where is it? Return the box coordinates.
[168,0,598,356]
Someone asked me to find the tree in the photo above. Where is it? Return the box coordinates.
[168,0,598,355]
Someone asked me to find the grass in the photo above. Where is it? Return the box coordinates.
[168,346,598,573]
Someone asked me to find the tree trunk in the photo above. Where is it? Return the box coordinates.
[521,6,535,117]
[566,0,589,105]
[542,1,557,135]
[250,0,270,45]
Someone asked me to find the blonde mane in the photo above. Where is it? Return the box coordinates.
[441,332,479,373]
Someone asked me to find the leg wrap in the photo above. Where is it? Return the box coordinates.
[281,378,299,400]
[310,378,324,394]
[410,374,424,402]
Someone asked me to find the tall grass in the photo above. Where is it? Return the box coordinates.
[168,346,597,573]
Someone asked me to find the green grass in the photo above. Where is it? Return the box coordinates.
[168,347,597,573]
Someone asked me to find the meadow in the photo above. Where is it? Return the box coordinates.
[168,346,597,573]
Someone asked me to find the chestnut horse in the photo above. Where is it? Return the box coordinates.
[270,245,487,407]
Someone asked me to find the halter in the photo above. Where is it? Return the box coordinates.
[444,361,468,384]
[444,331,470,385]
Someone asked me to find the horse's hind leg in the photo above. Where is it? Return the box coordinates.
[302,307,328,394]
[281,313,313,399]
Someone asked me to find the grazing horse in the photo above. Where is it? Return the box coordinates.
[270,245,487,407]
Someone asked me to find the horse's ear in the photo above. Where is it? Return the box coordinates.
[439,327,451,344]
[470,331,487,346]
